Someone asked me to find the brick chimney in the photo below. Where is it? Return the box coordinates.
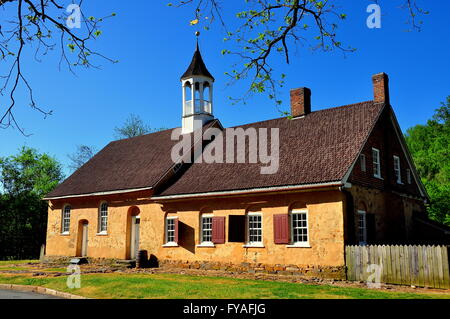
[372,72,390,104]
[290,87,311,117]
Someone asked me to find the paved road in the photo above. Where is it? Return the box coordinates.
[0,289,63,299]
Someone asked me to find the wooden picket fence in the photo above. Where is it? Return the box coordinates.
[345,245,450,289]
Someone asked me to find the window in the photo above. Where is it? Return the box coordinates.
[393,155,402,184]
[372,148,381,178]
[406,169,412,184]
[358,210,367,245]
[62,205,71,234]
[228,215,246,242]
[165,217,177,244]
[291,210,309,246]
[200,214,213,244]
[98,202,108,233]
[360,154,366,172]
[246,213,263,246]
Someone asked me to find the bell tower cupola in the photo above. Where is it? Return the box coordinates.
[181,32,215,134]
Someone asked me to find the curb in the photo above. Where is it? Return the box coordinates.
[0,284,88,299]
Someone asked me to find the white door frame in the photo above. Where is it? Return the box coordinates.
[81,222,88,257]
[130,216,140,259]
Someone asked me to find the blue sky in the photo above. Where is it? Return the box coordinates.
[1,0,449,177]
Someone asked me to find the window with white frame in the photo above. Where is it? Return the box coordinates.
[291,210,309,246]
[372,148,381,178]
[165,217,177,244]
[393,155,402,184]
[406,169,412,184]
[62,205,71,233]
[200,214,213,243]
[247,213,262,245]
[358,210,367,245]
[99,202,108,233]
[360,154,366,172]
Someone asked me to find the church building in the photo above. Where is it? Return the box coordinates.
[44,41,431,277]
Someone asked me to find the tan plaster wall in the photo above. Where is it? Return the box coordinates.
[46,189,346,267]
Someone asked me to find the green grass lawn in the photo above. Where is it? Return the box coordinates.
[0,260,39,266]
[0,272,449,299]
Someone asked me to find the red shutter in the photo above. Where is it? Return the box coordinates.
[273,214,289,244]
[174,218,179,243]
[212,216,225,244]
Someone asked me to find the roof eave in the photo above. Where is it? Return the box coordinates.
[43,186,153,201]
[152,181,343,201]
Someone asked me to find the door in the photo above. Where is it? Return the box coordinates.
[134,217,140,259]
[130,216,140,259]
[81,222,88,257]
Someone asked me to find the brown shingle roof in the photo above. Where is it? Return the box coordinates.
[45,128,178,198]
[45,101,385,199]
[45,120,220,199]
[158,101,385,196]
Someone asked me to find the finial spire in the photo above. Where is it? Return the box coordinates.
[195,31,200,51]
[180,30,214,80]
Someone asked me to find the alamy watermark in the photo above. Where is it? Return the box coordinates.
[66,4,81,29]
[171,121,280,175]
[366,263,382,289]
[66,264,81,289]
[367,4,382,29]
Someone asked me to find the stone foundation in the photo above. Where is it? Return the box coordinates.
[43,255,121,267]
[43,255,346,280]
[159,259,346,280]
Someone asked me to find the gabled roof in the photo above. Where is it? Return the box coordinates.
[157,101,385,197]
[180,43,214,80]
[45,129,177,199]
[45,101,387,200]
[44,121,219,200]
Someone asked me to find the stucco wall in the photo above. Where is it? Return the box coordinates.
[46,189,346,267]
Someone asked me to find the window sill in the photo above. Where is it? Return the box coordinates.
[162,242,179,247]
[96,232,108,236]
[373,175,383,180]
[286,243,311,248]
[196,243,215,248]
[243,244,264,248]
[60,232,70,236]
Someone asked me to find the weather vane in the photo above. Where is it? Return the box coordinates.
[195,31,200,48]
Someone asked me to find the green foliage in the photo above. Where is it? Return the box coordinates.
[114,114,167,139]
[0,146,64,198]
[0,147,64,260]
[405,96,450,225]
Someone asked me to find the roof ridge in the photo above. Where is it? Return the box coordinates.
[110,127,177,144]
[227,100,376,129]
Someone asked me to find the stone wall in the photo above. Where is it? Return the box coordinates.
[159,259,346,280]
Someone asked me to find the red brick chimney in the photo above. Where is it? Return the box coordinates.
[290,87,311,117]
[372,73,390,104]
